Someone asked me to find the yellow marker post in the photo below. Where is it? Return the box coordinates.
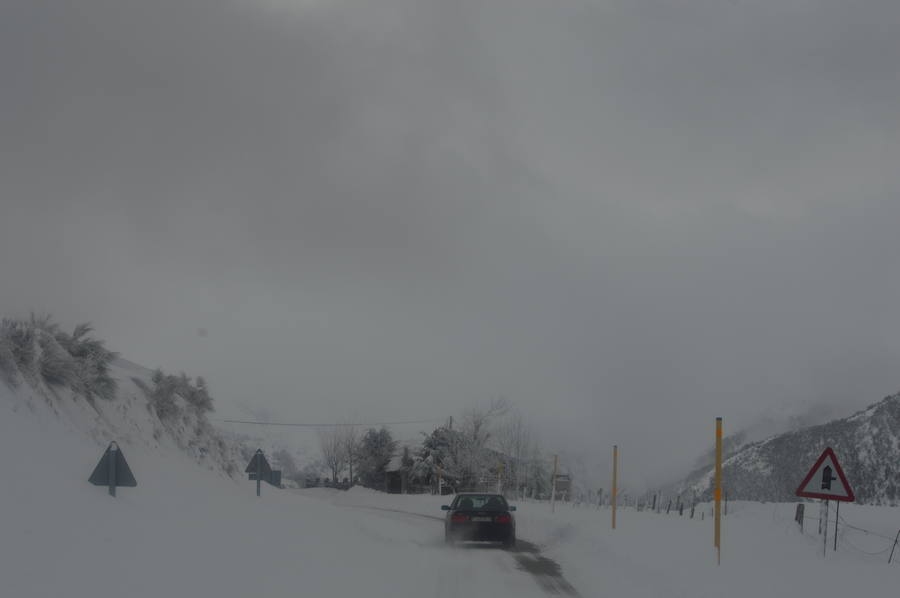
[714,417,723,565]
[612,445,618,530]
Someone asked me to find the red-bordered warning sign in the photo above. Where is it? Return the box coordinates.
[795,447,855,502]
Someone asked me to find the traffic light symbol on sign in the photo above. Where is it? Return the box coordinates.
[821,466,837,491]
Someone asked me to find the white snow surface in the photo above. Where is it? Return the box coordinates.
[2,378,899,598]
[319,488,900,597]
[0,382,553,598]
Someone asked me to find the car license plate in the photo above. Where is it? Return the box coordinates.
[471,516,492,522]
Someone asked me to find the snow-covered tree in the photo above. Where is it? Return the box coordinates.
[457,398,509,488]
[494,408,534,494]
[411,425,464,489]
[339,423,361,486]
[318,426,347,484]
[357,427,396,489]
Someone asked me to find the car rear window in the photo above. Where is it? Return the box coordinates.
[452,495,508,510]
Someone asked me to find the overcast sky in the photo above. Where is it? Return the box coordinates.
[2,0,899,487]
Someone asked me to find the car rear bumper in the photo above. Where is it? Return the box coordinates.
[447,522,514,542]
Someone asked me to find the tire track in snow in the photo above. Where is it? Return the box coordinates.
[510,540,580,596]
[339,504,581,596]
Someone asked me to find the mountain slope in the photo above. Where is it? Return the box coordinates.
[684,393,900,505]
[0,314,244,480]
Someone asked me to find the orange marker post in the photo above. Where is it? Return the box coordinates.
[714,417,723,564]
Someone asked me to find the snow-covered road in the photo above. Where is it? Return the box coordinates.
[0,392,578,598]
[309,495,581,597]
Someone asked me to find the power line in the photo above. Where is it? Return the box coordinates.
[216,417,445,428]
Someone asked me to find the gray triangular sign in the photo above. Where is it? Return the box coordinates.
[89,442,137,487]
[245,451,271,475]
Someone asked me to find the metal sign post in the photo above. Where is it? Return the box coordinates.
[795,503,805,532]
[795,447,855,557]
[834,501,840,552]
[256,450,262,497]
[244,449,279,497]
[108,442,118,497]
[889,529,900,564]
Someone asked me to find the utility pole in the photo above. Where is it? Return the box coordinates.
[612,445,618,529]
[448,416,456,487]
[257,448,262,497]
[551,454,559,512]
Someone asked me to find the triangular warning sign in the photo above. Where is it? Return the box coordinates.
[795,447,854,502]
[244,451,271,475]
[88,442,137,487]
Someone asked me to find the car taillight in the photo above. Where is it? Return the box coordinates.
[495,514,511,524]
[451,514,469,523]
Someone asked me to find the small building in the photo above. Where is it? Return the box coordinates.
[554,473,572,500]
[384,447,411,494]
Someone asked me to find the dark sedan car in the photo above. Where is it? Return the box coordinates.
[442,493,516,548]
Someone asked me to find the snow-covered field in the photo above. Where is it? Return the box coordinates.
[2,381,899,597]
[315,487,900,597]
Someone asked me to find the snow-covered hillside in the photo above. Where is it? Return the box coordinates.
[2,355,243,478]
[683,393,900,505]
[0,316,244,478]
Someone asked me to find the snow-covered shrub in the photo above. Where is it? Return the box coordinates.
[55,323,118,401]
[0,316,118,402]
[0,318,40,385]
[136,368,215,422]
[187,376,213,413]
[0,340,22,388]
[36,333,78,387]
